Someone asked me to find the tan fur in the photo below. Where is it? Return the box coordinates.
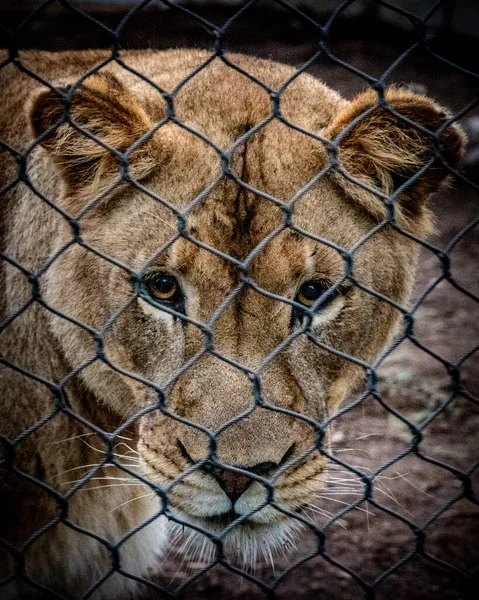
[0,49,465,598]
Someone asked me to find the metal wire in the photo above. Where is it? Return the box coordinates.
[0,0,478,598]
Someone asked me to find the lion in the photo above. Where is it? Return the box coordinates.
[0,48,465,598]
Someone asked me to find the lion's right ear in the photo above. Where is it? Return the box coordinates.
[30,72,163,203]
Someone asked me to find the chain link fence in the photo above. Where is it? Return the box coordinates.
[1,1,478,598]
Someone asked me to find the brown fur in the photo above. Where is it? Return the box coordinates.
[0,49,465,598]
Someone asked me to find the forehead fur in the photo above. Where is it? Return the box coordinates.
[86,116,364,270]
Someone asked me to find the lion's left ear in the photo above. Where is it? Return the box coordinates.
[325,88,466,235]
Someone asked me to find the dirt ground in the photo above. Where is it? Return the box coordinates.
[1,2,478,599]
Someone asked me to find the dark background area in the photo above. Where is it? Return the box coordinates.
[1,1,478,599]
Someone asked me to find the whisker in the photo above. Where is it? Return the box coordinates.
[306,504,334,518]
[329,474,406,509]
[161,529,183,564]
[322,490,364,495]
[264,544,275,572]
[61,476,140,486]
[76,438,142,463]
[170,529,197,584]
[317,495,376,516]
[49,432,134,445]
[188,535,212,570]
[189,537,204,569]
[78,438,108,454]
[77,483,145,492]
[115,442,141,456]
[332,448,371,457]
[355,433,382,440]
[340,464,375,474]
[326,481,363,488]
[110,491,155,512]
[60,463,103,474]
[375,484,413,516]
[305,505,347,529]
[376,472,411,481]
[329,469,413,514]
[59,462,141,475]
[119,452,142,461]
[392,471,434,497]
[50,432,98,445]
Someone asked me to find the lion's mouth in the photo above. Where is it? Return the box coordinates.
[171,503,294,533]
[189,509,287,529]
[199,509,244,527]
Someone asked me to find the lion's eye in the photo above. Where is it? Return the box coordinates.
[144,271,182,303]
[296,280,329,307]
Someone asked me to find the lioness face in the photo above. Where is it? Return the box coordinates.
[30,65,464,561]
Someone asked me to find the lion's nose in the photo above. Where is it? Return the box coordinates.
[208,462,277,504]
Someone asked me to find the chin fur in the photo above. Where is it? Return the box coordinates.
[166,508,303,568]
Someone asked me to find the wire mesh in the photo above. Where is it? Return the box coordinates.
[0,0,478,598]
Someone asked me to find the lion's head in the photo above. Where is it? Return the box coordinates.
[28,51,464,563]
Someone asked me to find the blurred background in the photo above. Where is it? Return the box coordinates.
[1,1,478,598]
